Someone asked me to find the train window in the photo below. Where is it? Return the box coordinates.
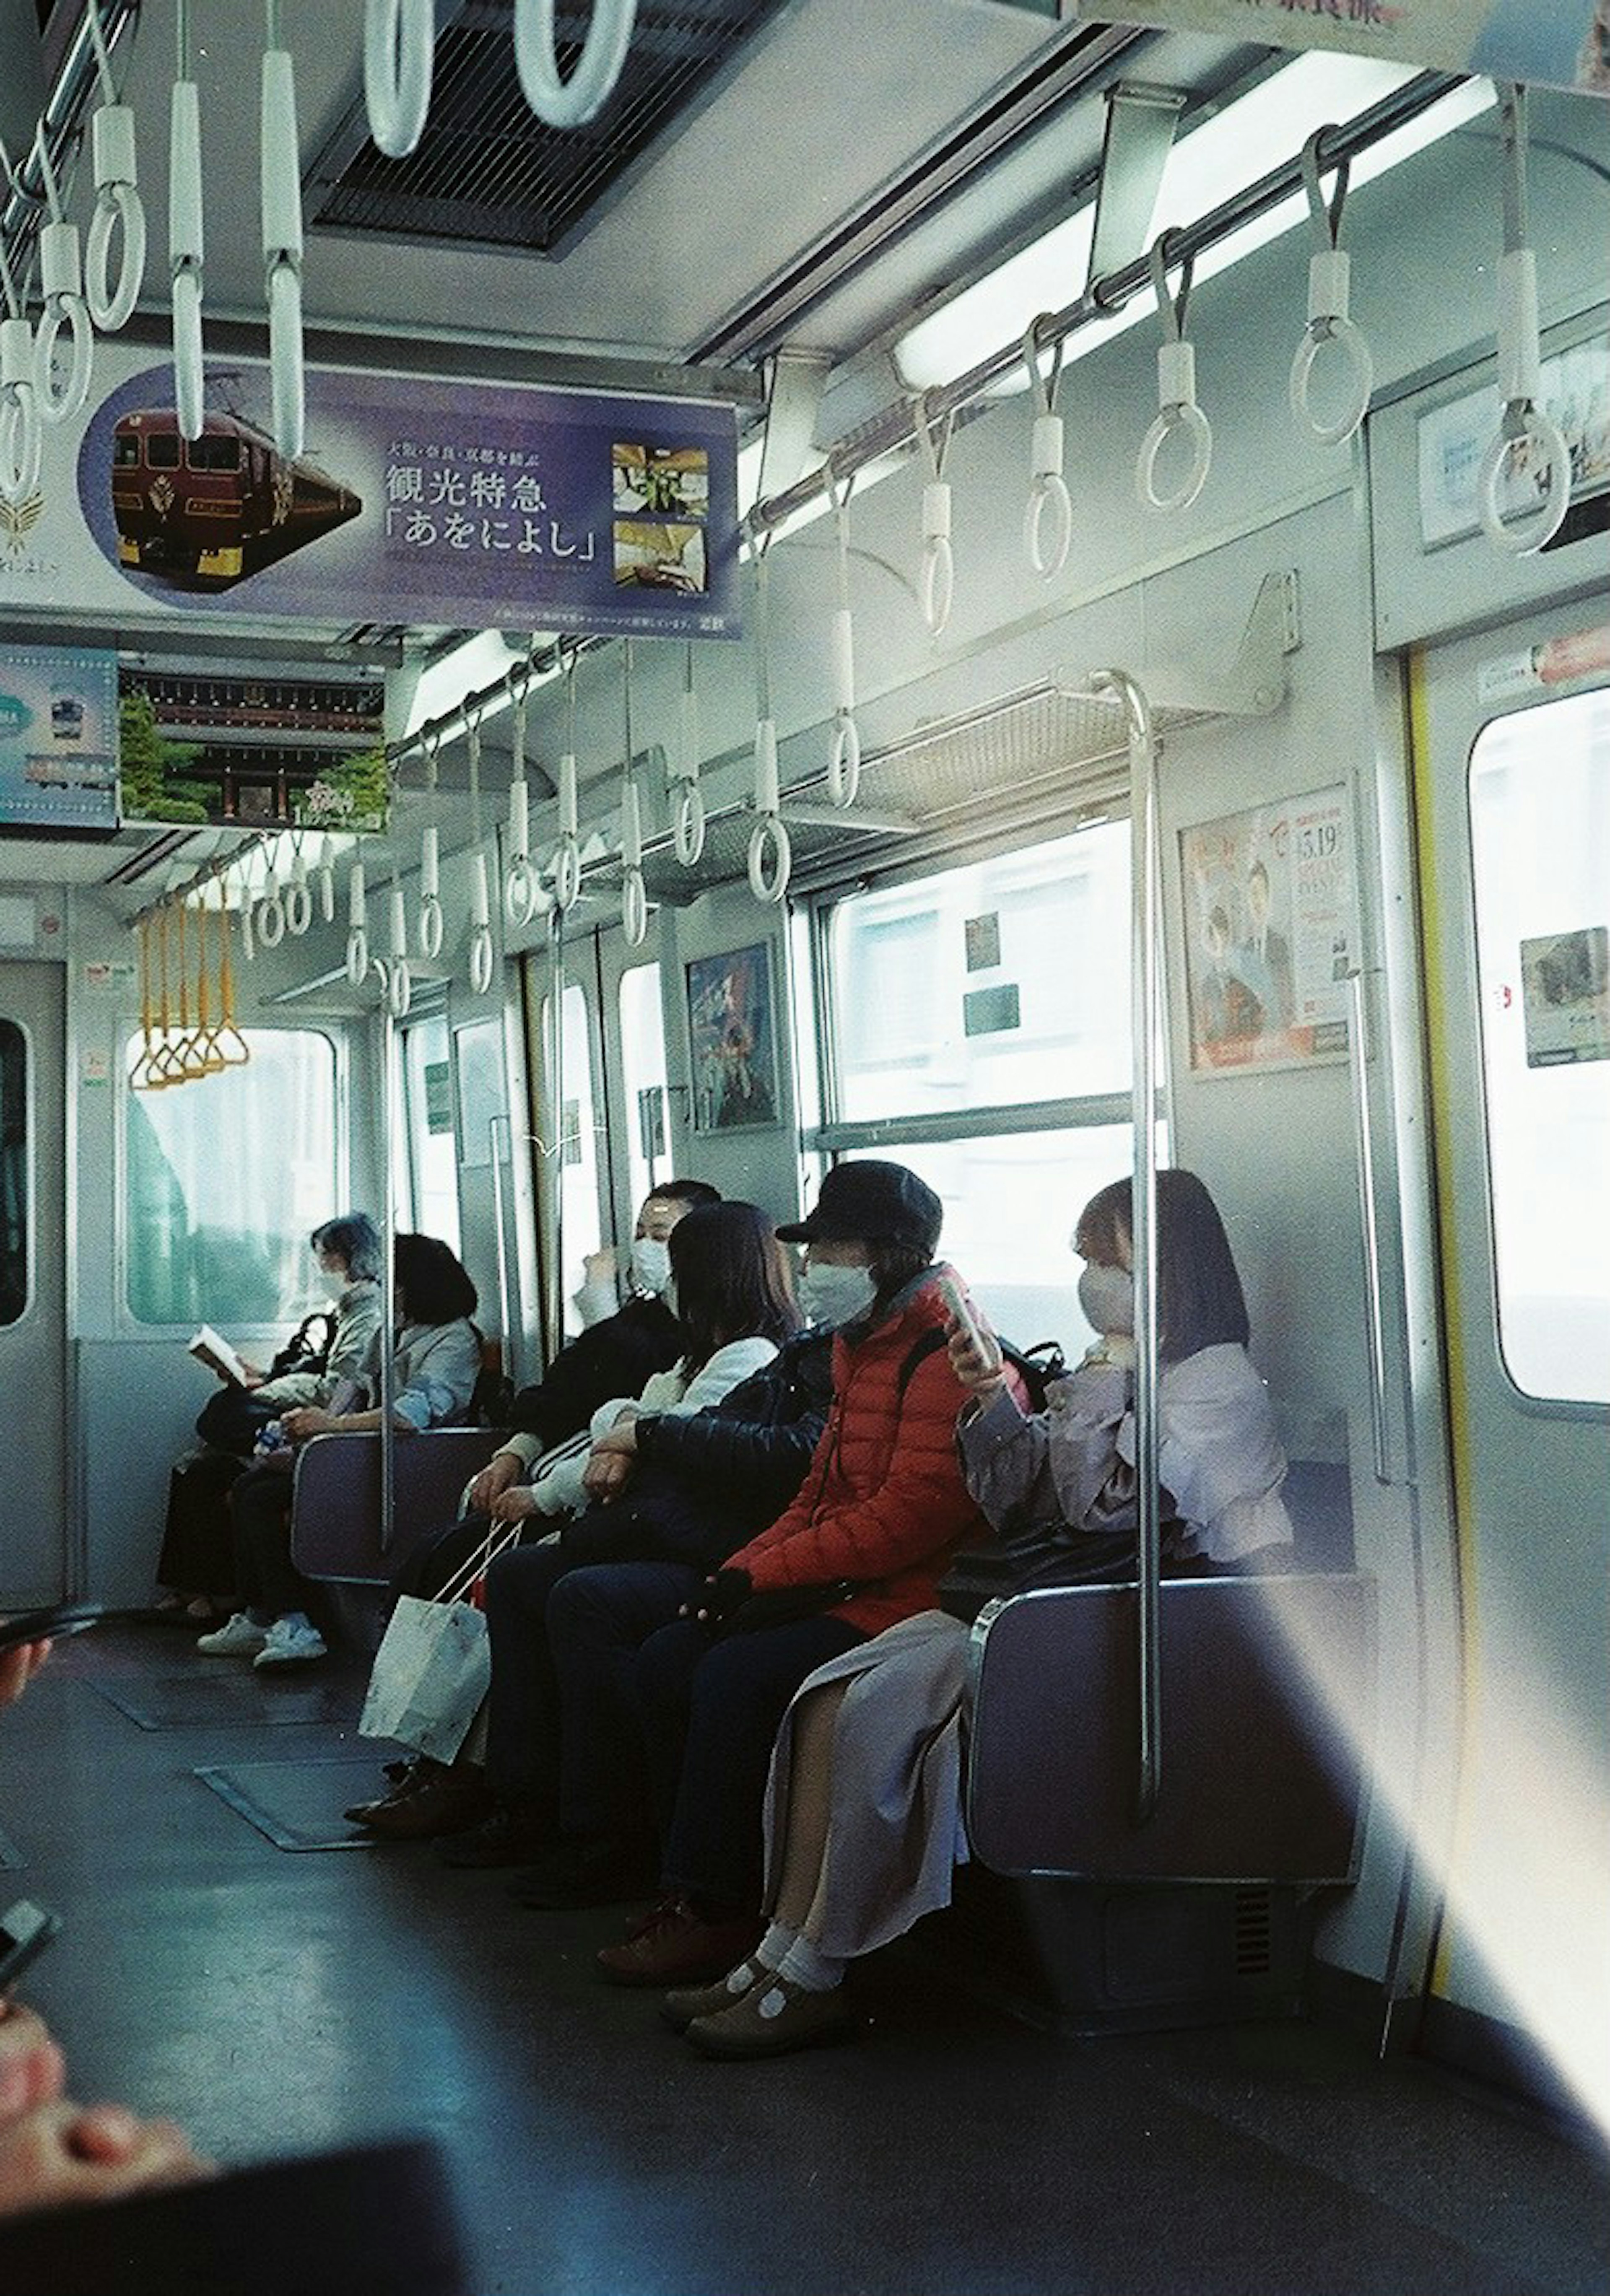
[0,1020,28,1327]
[1469,690,1610,1404]
[123,1027,338,1327]
[187,435,241,471]
[827,822,1134,1120]
[619,961,669,1214]
[112,433,140,467]
[396,1012,462,1256]
[145,433,181,469]
[814,821,1158,1355]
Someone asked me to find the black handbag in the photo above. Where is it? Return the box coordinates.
[937,1523,1177,1624]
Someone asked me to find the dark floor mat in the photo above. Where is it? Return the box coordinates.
[93,1671,361,1732]
[193,1759,390,1851]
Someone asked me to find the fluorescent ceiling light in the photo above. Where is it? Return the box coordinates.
[897,57,1494,393]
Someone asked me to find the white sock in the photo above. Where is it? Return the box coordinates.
[754,1922,796,1974]
[776,1934,847,1994]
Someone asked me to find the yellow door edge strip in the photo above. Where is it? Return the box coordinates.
[1406,641,1483,2000]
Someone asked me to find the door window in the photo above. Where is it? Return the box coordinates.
[619,961,669,1214]
[1469,690,1610,1403]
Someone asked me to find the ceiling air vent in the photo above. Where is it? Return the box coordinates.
[307,0,787,257]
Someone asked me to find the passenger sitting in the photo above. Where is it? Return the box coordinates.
[436,1318,834,1881]
[667,1166,1294,2058]
[197,1234,481,1669]
[458,1178,719,1525]
[155,1214,383,1624]
[588,1158,1020,1988]
[356,1201,798,1843]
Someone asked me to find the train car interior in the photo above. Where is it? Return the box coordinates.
[0,1,1607,2288]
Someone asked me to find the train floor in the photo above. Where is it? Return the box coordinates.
[5,1621,1608,2296]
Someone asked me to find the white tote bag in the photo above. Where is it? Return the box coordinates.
[358,1525,521,1763]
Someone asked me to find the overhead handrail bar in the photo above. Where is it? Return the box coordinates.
[1090,667,1163,1828]
[746,537,791,903]
[1478,84,1571,556]
[261,4,306,461]
[669,641,706,865]
[29,127,93,426]
[746,71,1463,543]
[1136,231,1210,513]
[1021,314,1071,579]
[365,0,435,158]
[83,0,146,332]
[825,462,862,807]
[513,0,639,131]
[1290,125,1373,446]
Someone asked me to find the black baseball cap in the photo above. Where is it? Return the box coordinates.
[777,1161,943,1255]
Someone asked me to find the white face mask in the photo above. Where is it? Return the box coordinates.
[319,1264,348,1297]
[630,1237,673,1297]
[1077,1261,1134,1339]
[799,1261,878,1331]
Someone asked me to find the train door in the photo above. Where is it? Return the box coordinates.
[0,960,66,1605]
[1413,615,1610,2123]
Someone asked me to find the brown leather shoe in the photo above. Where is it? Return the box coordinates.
[345,1758,438,1825]
[685,1974,856,2060]
[358,1767,492,1841]
[661,1956,768,2034]
[595,1896,763,1989]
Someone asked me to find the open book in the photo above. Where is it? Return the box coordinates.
[189,1324,252,1387]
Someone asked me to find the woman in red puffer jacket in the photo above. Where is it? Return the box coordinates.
[594,1160,1023,1990]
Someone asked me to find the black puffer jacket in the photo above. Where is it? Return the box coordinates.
[556,1329,834,1570]
[508,1295,683,1451]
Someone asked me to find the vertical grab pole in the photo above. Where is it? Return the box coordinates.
[488,1112,517,1393]
[378,998,398,1553]
[1347,967,1394,1486]
[539,906,567,1364]
[1093,667,1162,1826]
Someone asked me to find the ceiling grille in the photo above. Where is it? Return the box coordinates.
[308,0,788,256]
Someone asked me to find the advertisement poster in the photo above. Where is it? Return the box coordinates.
[0,646,119,833]
[1520,926,1610,1067]
[116,666,387,834]
[1180,786,1359,1074]
[686,942,780,1132]
[13,352,744,643]
[1417,335,1610,550]
[1078,2,1610,99]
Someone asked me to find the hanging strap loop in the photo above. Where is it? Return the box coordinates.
[31,133,94,426]
[0,314,42,506]
[670,641,706,865]
[262,36,305,459]
[1136,232,1211,513]
[1478,86,1571,557]
[365,0,434,158]
[1021,314,1072,579]
[825,461,862,806]
[1289,127,1373,446]
[914,390,956,635]
[514,0,639,131]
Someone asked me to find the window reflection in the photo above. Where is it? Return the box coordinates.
[0,1020,26,1326]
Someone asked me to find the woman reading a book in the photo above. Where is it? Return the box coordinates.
[195,1234,481,1669]
[156,1215,384,1624]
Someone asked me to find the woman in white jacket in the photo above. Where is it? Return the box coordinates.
[668,1167,1293,2059]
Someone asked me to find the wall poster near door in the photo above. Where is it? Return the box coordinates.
[1179,785,1360,1075]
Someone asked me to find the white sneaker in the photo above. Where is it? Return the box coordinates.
[195,1611,268,1657]
[253,1618,328,1668]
